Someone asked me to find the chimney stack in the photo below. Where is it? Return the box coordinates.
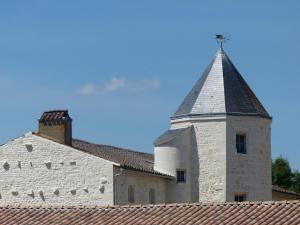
[38,110,72,146]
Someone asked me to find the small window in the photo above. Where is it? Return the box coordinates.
[236,134,246,154]
[149,188,156,204]
[128,185,135,203]
[234,194,247,202]
[176,170,186,183]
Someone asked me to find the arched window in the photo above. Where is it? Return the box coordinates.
[128,185,135,203]
[149,188,155,204]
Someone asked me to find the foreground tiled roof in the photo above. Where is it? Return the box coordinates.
[72,139,171,177]
[1,201,299,225]
[273,185,300,197]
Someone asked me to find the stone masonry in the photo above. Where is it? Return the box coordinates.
[0,133,115,206]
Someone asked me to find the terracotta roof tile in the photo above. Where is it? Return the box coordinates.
[0,201,299,225]
[72,139,172,178]
[39,110,72,124]
[272,185,300,197]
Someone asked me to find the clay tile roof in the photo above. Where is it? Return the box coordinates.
[39,110,72,124]
[272,185,300,197]
[72,139,172,178]
[0,201,299,225]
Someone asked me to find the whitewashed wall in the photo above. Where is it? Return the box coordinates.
[154,126,196,203]
[156,117,227,203]
[226,116,272,201]
[169,115,272,203]
[193,117,227,203]
[114,168,167,205]
[0,133,115,206]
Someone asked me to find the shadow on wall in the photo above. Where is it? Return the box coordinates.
[190,127,199,202]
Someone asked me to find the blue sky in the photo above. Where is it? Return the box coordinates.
[0,1,299,170]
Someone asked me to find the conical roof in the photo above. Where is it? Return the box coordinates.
[172,48,271,119]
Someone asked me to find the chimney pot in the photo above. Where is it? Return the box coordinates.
[38,109,72,146]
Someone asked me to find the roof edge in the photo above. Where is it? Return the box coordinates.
[32,133,120,166]
[73,138,154,157]
[120,166,174,179]
[154,126,192,146]
[171,112,272,120]
[1,200,299,209]
[272,185,300,197]
[29,135,170,178]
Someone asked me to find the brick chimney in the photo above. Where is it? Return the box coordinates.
[38,110,72,146]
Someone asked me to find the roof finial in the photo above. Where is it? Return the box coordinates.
[215,34,229,49]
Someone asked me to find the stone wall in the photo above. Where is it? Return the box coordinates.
[193,117,227,202]
[114,168,167,205]
[169,115,272,203]
[154,126,194,203]
[166,117,227,203]
[38,124,66,144]
[226,116,272,201]
[0,133,114,206]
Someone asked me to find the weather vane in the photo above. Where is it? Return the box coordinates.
[215,34,229,48]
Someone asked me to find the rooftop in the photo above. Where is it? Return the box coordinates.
[154,126,191,146]
[272,185,300,197]
[39,110,72,124]
[1,200,299,225]
[173,48,271,119]
[72,138,171,178]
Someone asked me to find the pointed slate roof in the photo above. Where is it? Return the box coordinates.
[173,48,271,119]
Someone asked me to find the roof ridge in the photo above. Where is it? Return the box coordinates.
[272,185,300,196]
[43,109,68,113]
[72,138,154,157]
[1,200,299,209]
[71,138,171,177]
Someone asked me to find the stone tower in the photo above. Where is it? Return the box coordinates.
[154,47,272,203]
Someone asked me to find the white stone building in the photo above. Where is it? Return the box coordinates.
[0,47,299,206]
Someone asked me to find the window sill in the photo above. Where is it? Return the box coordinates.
[235,152,248,158]
[176,182,186,185]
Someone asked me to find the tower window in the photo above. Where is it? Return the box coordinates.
[128,185,135,203]
[176,170,186,183]
[236,134,246,154]
[234,194,247,202]
[149,188,156,204]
